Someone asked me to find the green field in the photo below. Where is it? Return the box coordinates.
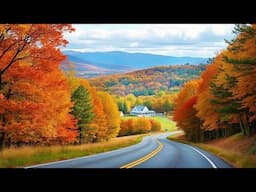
[122,116,177,131]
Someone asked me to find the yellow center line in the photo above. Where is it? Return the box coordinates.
[120,139,163,168]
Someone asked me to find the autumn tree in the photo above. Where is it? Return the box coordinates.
[0,24,74,90]
[64,61,80,94]
[119,119,134,136]
[119,118,162,136]
[173,24,256,141]
[134,118,151,134]
[79,79,108,142]
[126,93,136,108]
[0,24,77,148]
[223,24,256,135]
[150,119,162,132]
[174,96,202,142]
[173,79,202,142]
[195,56,222,131]
[87,96,108,142]
[98,92,121,139]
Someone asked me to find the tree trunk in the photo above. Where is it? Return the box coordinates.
[79,127,82,144]
[252,120,256,134]
[245,110,251,136]
[0,131,4,150]
[0,112,6,150]
[239,112,245,135]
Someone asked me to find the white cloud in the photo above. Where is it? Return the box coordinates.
[129,42,139,47]
[210,24,234,35]
[63,24,235,58]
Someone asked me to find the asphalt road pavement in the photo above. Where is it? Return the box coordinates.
[25,131,231,168]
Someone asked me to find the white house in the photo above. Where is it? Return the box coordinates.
[130,105,156,117]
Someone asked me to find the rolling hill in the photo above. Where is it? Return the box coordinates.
[63,51,208,77]
[89,64,206,96]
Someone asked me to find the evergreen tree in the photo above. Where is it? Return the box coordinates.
[117,101,124,112]
[209,77,241,136]
[71,86,94,144]
[163,100,172,112]
[123,101,128,114]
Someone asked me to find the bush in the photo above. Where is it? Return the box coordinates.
[150,120,162,132]
[118,118,162,136]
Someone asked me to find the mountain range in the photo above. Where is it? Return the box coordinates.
[62,51,208,78]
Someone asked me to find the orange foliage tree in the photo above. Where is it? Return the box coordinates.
[222,24,256,135]
[174,96,202,142]
[119,117,158,136]
[134,118,151,134]
[119,119,134,136]
[173,79,202,142]
[195,55,222,131]
[150,119,162,132]
[174,24,256,141]
[0,24,77,148]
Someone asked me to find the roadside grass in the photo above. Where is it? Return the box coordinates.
[0,135,143,168]
[249,142,256,155]
[168,133,256,168]
[122,115,177,132]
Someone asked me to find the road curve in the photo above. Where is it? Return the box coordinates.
[25,132,231,168]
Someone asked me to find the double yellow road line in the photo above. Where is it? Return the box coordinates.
[120,140,163,168]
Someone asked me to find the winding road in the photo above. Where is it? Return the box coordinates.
[25,131,231,168]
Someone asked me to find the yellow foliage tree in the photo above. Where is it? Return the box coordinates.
[98,92,121,139]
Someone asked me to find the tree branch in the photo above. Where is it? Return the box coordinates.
[0,25,33,76]
[0,41,17,60]
[0,43,25,75]
[0,27,11,46]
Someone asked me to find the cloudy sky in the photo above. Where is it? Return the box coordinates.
[63,24,235,58]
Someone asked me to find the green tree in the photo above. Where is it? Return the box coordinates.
[117,101,124,112]
[143,100,153,110]
[163,100,172,112]
[123,101,128,114]
[71,86,94,144]
[209,77,241,136]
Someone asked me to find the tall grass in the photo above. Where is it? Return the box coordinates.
[195,144,256,168]
[168,136,256,168]
[0,135,142,168]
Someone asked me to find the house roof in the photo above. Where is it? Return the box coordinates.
[133,105,146,111]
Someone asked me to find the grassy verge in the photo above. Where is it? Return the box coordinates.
[151,116,177,131]
[122,115,177,132]
[0,135,143,168]
[167,134,256,168]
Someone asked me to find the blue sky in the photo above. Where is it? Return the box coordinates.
[63,24,235,58]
